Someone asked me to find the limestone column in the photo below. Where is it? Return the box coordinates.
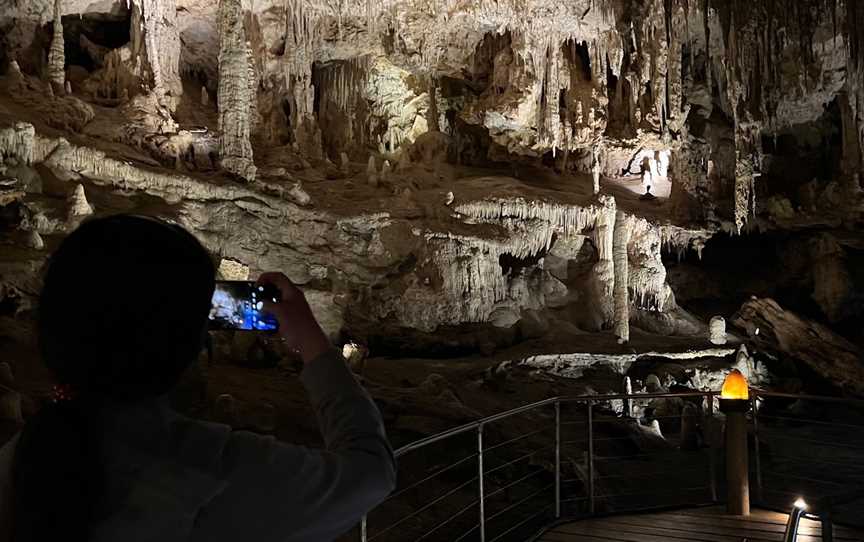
[133,0,183,100]
[591,145,601,195]
[591,195,616,327]
[217,0,257,181]
[613,210,631,343]
[47,0,65,93]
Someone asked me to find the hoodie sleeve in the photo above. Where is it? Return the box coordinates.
[191,349,396,542]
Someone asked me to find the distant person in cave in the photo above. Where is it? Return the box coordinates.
[0,215,395,542]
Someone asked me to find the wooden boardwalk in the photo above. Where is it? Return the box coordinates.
[538,506,864,542]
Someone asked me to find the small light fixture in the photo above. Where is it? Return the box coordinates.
[794,498,808,510]
[721,369,749,400]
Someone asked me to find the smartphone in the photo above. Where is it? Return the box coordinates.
[209,281,280,331]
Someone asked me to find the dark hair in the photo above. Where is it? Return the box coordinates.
[12,215,215,541]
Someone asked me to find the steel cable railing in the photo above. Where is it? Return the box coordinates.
[750,390,864,529]
[357,388,864,541]
[358,390,719,542]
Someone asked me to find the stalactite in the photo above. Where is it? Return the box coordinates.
[613,210,631,343]
[218,0,257,181]
[132,0,183,101]
[47,0,65,93]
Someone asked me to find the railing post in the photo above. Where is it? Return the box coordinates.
[782,505,806,542]
[707,393,717,502]
[587,400,595,516]
[359,515,367,542]
[720,395,751,516]
[555,400,561,519]
[751,394,763,504]
[478,424,486,542]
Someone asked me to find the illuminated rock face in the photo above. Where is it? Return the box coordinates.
[0,0,862,363]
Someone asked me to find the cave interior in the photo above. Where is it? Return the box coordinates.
[1,0,864,537]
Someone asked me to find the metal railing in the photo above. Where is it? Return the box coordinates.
[751,390,864,530]
[358,388,864,541]
[359,390,719,542]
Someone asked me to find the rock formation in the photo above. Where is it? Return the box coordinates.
[216,0,256,182]
[67,184,93,218]
[732,298,864,396]
[708,316,726,345]
[0,0,861,422]
[46,0,65,93]
[613,210,631,343]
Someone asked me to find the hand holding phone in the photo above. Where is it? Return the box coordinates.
[257,272,331,364]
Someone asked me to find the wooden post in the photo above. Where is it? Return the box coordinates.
[721,399,750,516]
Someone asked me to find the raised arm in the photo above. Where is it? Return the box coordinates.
[192,273,395,542]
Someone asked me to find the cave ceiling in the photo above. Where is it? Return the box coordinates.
[0,0,863,364]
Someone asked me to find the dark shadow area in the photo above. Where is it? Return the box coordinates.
[62,12,131,72]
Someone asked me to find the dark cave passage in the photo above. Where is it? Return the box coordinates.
[665,231,819,320]
[665,230,864,343]
[61,12,131,72]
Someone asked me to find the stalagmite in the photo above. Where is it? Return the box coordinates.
[613,210,631,344]
[26,230,44,250]
[381,160,391,182]
[47,0,65,93]
[591,145,601,195]
[68,184,93,217]
[623,376,633,417]
[201,86,210,107]
[590,195,617,328]
[217,0,256,182]
[709,316,727,345]
[64,81,72,95]
[367,156,378,186]
[340,152,350,174]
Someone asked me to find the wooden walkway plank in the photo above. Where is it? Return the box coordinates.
[580,515,816,540]
[658,512,862,539]
[540,506,864,542]
[550,519,780,542]
[543,526,711,542]
[669,509,862,539]
[618,513,818,534]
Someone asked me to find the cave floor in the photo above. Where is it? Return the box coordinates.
[540,506,864,542]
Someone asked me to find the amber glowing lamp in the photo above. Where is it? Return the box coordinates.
[721,369,749,400]
[719,368,751,515]
[719,369,750,414]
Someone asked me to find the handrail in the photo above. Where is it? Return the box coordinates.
[394,397,558,457]
[368,389,719,541]
[394,391,718,457]
[367,388,864,542]
[752,389,864,406]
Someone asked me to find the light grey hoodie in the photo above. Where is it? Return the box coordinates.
[0,350,395,541]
